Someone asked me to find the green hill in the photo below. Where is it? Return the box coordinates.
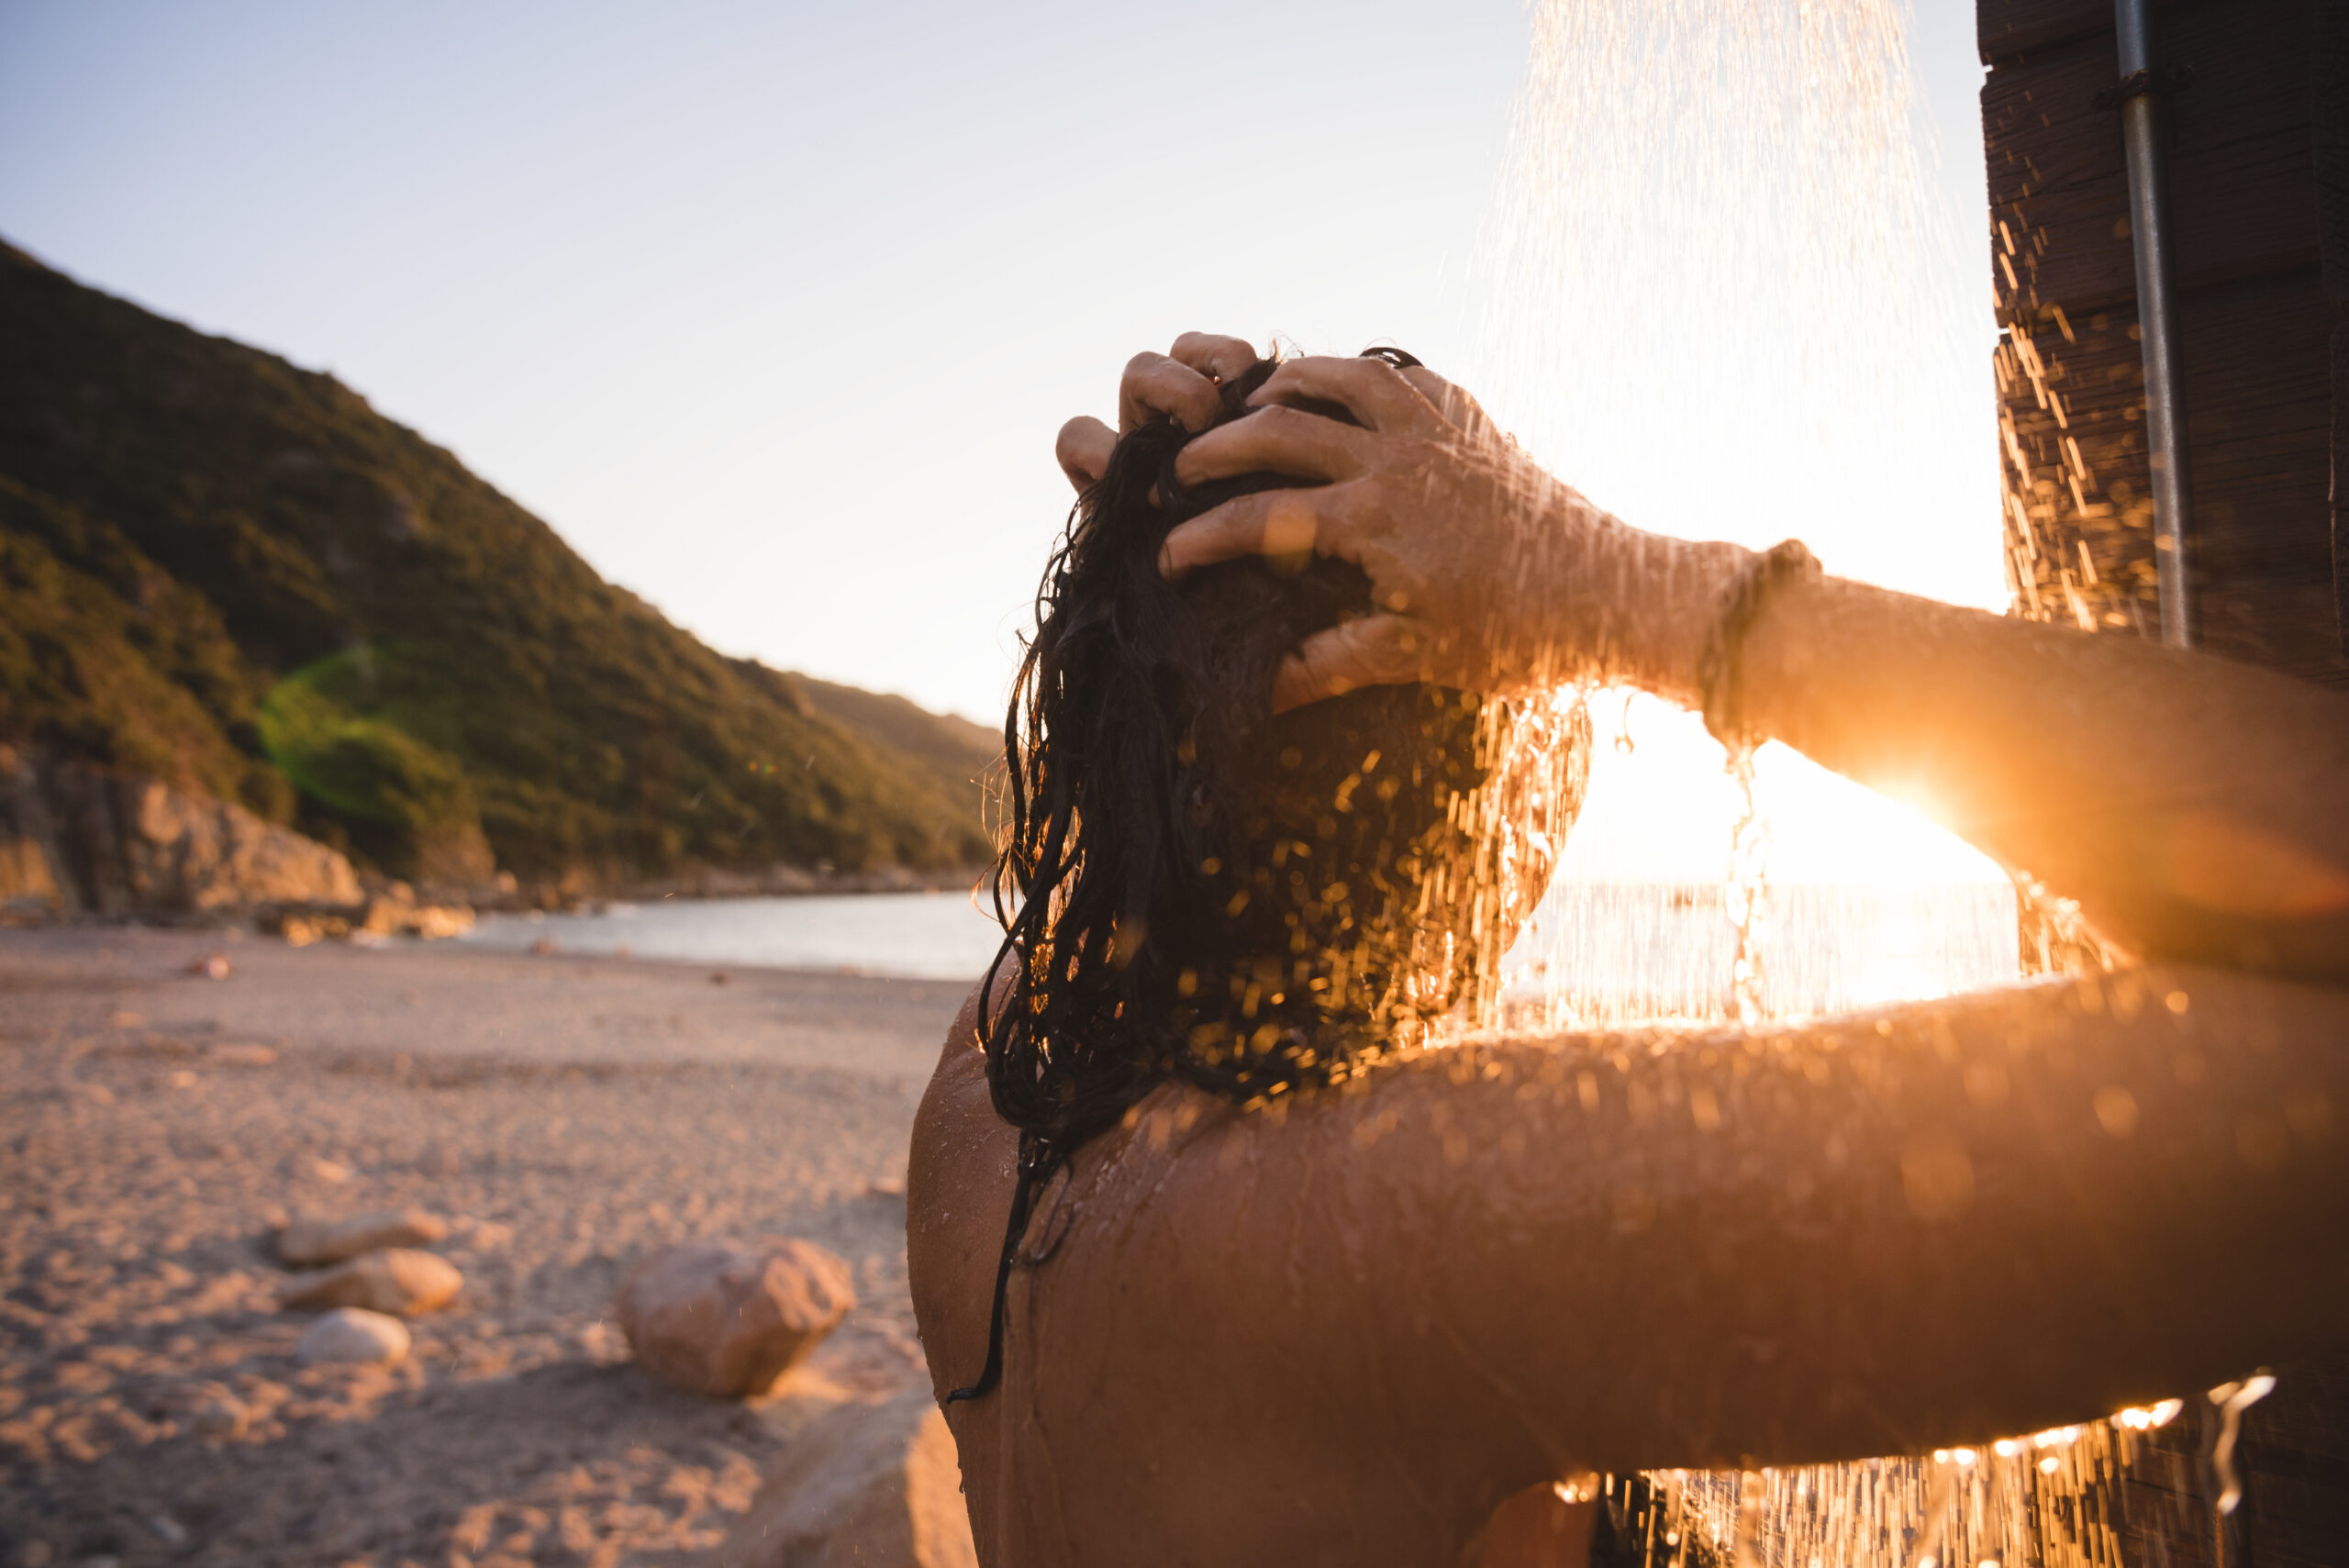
[0,239,995,890]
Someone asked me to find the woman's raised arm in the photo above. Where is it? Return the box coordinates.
[1735,573,2349,981]
[1099,965,2349,1496]
[1146,351,2349,984]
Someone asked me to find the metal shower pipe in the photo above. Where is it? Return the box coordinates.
[2113,0,2195,647]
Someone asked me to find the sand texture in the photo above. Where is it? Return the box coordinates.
[0,927,974,1568]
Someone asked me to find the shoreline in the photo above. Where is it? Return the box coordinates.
[475,864,996,918]
[1,863,998,944]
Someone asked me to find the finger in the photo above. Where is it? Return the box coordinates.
[1168,332,1261,384]
[1271,616,1439,711]
[1160,486,1360,579]
[1172,405,1372,488]
[1119,351,1223,434]
[1055,415,1116,492]
[1246,355,1431,433]
[1395,365,1497,440]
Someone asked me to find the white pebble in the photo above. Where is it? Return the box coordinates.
[296,1307,411,1367]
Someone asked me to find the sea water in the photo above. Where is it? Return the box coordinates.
[458,881,2016,1008]
[1503,879,2018,1025]
[458,890,1006,980]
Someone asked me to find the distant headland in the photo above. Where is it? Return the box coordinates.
[0,239,994,922]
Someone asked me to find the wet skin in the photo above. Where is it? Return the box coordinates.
[911,339,2349,1564]
[910,965,2349,1566]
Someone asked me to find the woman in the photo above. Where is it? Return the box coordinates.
[907,338,2349,1566]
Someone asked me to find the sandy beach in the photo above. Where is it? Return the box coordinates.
[0,926,975,1568]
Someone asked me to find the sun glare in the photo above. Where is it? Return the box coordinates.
[1548,689,2004,889]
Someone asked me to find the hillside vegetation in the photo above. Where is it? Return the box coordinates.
[0,240,996,889]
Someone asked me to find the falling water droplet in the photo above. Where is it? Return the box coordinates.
[1723,743,1772,1027]
[1731,1470,1765,1567]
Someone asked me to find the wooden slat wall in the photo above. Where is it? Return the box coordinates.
[2321,0,2349,653]
[1981,0,2349,687]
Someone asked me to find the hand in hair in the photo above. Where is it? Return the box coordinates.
[1156,352,1751,712]
[1055,333,1262,490]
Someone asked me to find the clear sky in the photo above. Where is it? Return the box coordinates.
[1,1,2002,884]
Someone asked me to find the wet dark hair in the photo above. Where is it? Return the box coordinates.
[950,349,1588,1402]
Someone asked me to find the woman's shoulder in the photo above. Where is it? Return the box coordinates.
[906,985,1019,1402]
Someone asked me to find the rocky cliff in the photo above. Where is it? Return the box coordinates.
[0,744,362,919]
[0,239,996,902]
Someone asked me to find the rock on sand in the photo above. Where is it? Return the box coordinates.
[614,1238,854,1399]
[297,1307,412,1367]
[277,1248,462,1315]
[276,1207,450,1266]
[712,1388,975,1568]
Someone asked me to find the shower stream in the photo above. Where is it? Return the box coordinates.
[1453,0,2257,1558]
